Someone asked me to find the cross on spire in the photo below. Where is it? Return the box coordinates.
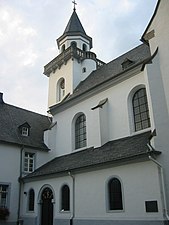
[72,0,77,11]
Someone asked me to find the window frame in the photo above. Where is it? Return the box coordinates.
[22,127,29,136]
[60,185,70,212]
[132,88,151,132]
[74,113,87,150]
[0,183,11,208]
[106,177,124,212]
[23,152,35,173]
[28,188,35,212]
[57,78,65,102]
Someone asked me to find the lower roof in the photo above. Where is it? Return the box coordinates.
[23,131,161,181]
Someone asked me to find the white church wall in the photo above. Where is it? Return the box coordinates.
[50,70,150,156]
[73,58,96,89]
[48,60,73,107]
[147,0,169,115]
[75,161,162,220]
[144,0,169,209]
[21,161,163,223]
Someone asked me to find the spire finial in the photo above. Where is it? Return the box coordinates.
[72,0,77,11]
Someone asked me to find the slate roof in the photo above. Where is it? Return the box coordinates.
[23,131,161,181]
[72,43,151,97]
[50,43,151,112]
[0,96,51,150]
[63,10,86,35]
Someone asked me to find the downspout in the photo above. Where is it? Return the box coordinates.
[17,145,24,225]
[147,143,169,221]
[68,171,75,225]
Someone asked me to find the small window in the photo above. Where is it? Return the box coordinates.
[83,44,87,51]
[61,44,65,52]
[24,152,35,173]
[132,88,151,132]
[75,114,87,149]
[57,78,65,102]
[82,67,86,73]
[0,185,9,207]
[108,178,123,210]
[28,189,35,211]
[61,185,70,211]
[71,41,77,48]
[22,127,29,136]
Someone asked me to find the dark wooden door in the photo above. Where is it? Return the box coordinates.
[41,187,53,225]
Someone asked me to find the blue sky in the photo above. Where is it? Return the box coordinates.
[0,0,158,114]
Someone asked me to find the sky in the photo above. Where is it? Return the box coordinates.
[0,0,158,115]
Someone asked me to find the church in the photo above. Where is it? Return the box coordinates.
[0,0,169,225]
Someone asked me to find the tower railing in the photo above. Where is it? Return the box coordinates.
[44,46,105,76]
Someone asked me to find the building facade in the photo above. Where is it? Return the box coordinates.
[1,0,169,225]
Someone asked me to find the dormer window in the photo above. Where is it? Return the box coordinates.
[22,127,29,136]
[121,58,134,70]
[19,122,30,137]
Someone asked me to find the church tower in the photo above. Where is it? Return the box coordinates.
[44,3,104,108]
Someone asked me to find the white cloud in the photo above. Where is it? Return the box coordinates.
[0,5,38,64]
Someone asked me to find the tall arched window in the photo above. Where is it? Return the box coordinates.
[75,114,87,149]
[108,178,123,210]
[61,185,70,211]
[28,189,35,211]
[132,88,151,132]
[57,78,65,102]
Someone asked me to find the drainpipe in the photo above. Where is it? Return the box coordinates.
[17,146,24,225]
[68,171,75,225]
[147,143,169,222]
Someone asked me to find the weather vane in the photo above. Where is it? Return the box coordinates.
[72,0,77,11]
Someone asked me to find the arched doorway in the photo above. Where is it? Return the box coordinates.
[40,187,54,225]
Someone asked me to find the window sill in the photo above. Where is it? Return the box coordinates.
[131,127,151,136]
[60,210,70,213]
[107,209,125,213]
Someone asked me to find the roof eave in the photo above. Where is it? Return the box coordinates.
[49,61,145,115]
[22,150,161,183]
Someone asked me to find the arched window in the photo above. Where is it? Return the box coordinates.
[28,189,35,211]
[71,41,77,49]
[61,185,70,211]
[75,114,87,149]
[108,178,123,210]
[82,67,86,73]
[83,44,87,51]
[61,44,65,52]
[132,88,151,132]
[57,78,65,101]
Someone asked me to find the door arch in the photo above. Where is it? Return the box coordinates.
[40,187,54,225]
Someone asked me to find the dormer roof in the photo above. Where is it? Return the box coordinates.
[57,10,92,49]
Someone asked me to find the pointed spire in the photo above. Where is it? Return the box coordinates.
[63,10,86,35]
[57,4,93,49]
